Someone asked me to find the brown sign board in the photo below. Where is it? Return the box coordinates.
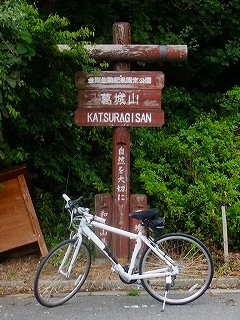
[75,108,164,127]
[75,71,165,127]
[77,89,162,108]
[76,71,164,89]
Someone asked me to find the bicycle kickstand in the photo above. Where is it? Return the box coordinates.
[161,275,172,312]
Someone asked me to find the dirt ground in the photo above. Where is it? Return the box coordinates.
[0,252,240,295]
[0,254,120,295]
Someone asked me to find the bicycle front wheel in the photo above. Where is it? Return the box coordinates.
[139,233,214,305]
[34,238,91,307]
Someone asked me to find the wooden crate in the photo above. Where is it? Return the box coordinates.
[0,165,48,257]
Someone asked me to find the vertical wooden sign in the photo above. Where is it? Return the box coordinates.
[72,22,187,261]
[112,22,131,262]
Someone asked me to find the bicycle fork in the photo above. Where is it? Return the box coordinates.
[59,236,82,278]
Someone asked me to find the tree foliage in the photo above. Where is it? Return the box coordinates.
[0,0,239,249]
[37,0,240,91]
[131,112,240,248]
[0,0,112,243]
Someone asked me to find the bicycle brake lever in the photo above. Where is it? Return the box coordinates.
[63,194,83,210]
[71,196,83,207]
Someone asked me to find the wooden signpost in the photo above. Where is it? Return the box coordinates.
[74,22,187,261]
[75,70,164,127]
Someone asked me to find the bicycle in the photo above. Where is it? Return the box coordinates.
[34,194,214,310]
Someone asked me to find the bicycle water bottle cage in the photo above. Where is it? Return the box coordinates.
[129,208,165,234]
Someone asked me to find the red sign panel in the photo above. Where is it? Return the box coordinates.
[75,108,164,127]
[75,71,165,127]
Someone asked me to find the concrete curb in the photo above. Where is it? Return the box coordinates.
[0,277,239,291]
[82,277,240,291]
[211,277,240,289]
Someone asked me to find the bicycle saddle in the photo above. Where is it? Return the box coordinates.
[129,208,159,221]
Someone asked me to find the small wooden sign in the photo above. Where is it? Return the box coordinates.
[75,71,164,127]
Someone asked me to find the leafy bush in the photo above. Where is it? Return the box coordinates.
[0,0,111,189]
[34,189,69,247]
[0,0,112,245]
[1,0,239,251]
[131,111,240,250]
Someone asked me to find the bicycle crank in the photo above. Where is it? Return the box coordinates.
[119,266,138,284]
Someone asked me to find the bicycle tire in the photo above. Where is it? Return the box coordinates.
[34,238,91,307]
[139,233,214,305]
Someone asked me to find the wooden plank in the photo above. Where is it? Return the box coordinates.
[84,44,188,61]
[18,174,48,257]
[77,89,162,109]
[0,165,28,183]
[75,71,165,127]
[0,179,22,204]
[75,107,164,127]
[0,222,38,251]
[0,202,32,231]
[75,71,164,90]
[0,169,48,257]
[58,44,188,61]
[0,165,32,195]
[0,177,37,251]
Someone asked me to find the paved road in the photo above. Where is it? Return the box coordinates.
[0,290,239,320]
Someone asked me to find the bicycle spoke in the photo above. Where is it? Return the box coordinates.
[34,239,91,307]
[139,233,213,305]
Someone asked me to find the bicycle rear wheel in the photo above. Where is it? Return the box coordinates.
[34,238,91,307]
[139,233,213,305]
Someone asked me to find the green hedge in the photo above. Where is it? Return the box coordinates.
[131,113,240,250]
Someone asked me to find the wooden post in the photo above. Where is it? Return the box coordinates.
[221,206,229,263]
[112,22,131,262]
[95,194,113,264]
[129,194,147,253]
[72,22,188,262]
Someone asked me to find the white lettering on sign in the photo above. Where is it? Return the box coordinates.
[87,112,152,124]
[99,209,109,245]
[100,93,112,105]
[88,75,152,85]
[100,92,139,106]
[117,146,127,203]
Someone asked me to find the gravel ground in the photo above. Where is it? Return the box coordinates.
[1,252,240,295]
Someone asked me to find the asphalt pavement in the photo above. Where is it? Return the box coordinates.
[0,289,240,320]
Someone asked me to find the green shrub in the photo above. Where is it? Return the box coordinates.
[131,113,240,250]
[0,0,111,244]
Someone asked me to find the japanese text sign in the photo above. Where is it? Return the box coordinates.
[75,71,165,127]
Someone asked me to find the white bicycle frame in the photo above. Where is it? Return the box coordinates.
[66,207,179,283]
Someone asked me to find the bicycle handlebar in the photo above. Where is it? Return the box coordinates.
[62,193,71,202]
[62,193,106,224]
[62,193,83,209]
[82,210,106,224]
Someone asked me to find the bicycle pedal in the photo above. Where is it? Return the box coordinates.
[119,265,139,284]
[135,281,143,290]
